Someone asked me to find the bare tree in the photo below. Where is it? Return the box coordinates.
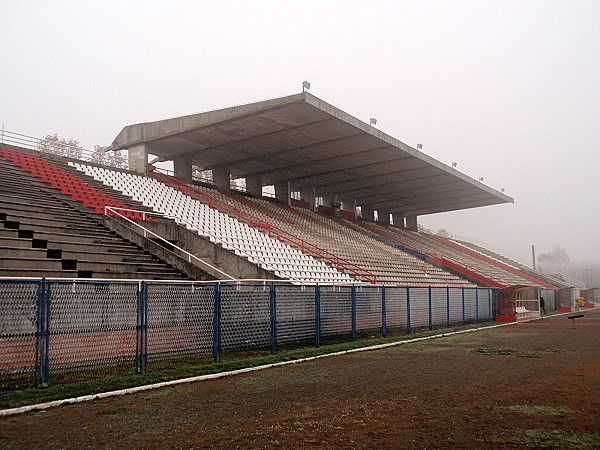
[105,150,128,169]
[90,145,108,165]
[38,134,83,159]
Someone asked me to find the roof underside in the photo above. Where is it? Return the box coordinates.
[111,92,513,216]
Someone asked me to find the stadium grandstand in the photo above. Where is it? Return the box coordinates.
[0,91,580,289]
[3,91,596,392]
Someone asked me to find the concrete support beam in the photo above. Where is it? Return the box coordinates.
[127,144,148,174]
[212,166,230,191]
[406,214,418,231]
[246,174,263,198]
[392,213,405,228]
[173,153,193,184]
[361,204,375,221]
[378,210,391,225]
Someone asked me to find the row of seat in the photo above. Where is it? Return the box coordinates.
[70,162,355,285]
[192,185,471,286]
[0,149,145,221]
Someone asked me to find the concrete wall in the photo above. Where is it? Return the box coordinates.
[105,216,280,281]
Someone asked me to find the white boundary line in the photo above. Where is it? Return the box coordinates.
[2,310,596,417]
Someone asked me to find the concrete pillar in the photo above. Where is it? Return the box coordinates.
[378,210,391,225]
[406,214,418,231]
[274,181,289,203]
[392,213,405,228]
[246,174,263,197]
[127,144,148,174]
[212,166,230,191]
[299,188,315,210]
[361,204,375,221]
[173,154,193,184]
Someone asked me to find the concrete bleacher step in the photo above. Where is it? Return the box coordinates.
[0,153,193,280]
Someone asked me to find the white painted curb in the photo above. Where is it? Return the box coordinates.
[3,312,594,417]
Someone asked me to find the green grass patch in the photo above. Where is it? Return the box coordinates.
[508,429,600,448]
[470,347,559,357]
[470,347,517,355]
[506,405,573,416]
[0,321,503,409]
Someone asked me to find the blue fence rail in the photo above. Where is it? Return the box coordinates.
[0,279,496,389]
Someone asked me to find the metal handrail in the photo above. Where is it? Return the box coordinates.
[103,207,330,284]
[151,169,377,284]
[104,206,236,281]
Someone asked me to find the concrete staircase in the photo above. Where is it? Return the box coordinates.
[0,157,188,279]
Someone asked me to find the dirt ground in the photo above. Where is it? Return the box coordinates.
[0,310,599,449]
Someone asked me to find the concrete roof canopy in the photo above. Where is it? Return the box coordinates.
[111,92,513,217]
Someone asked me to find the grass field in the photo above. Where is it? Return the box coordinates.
[0,310,598,448]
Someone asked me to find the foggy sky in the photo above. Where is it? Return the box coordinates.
[1,1,599,264]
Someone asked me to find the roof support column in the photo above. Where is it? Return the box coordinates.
[274,181,290,204]
[212,166,230,191]
[246,174,263,198]
[299,188,315,210]
[406,214,418,232]
[392,213,405,228]
[378,210,391,225]
[173,154,193,184]
[127,144,148,175]
[361,204,375,221]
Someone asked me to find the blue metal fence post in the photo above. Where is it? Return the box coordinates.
[475,288,479,322]
[315,285,321,346]
[428,286,433,330]
[446,286,451,326]
[351,285,356,340]
[406,286,412,333]
[35,278,49,386]
[382,286,387,337]
[461,287,466,323]
[213,283,222,362]
[142,281,148,373]
[270,283,277,354]
[136,281,148,373]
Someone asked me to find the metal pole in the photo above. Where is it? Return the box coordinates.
[315,285,321,346]
[428,286,433,330]
[406,286,411,333]
[475,288,479,322]
[446,286,451,326]
[382,286,387,337]
[141,281,148,373]
[351,285,356,340]
[213,283,222,362]
[462,287,466,323]
[270,283,277,354]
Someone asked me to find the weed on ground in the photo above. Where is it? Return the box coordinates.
[505,405,574,416]
[470,347,559,357]
[507,429,600,448]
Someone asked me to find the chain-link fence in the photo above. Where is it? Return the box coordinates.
[0,279,497,390]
